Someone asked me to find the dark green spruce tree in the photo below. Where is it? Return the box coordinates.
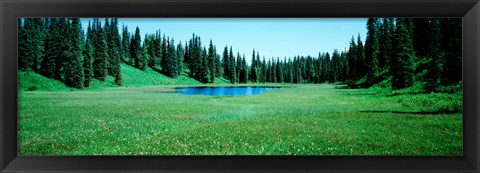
[164,38,179,78]
[356,34,366,79]
[18,18,33,71]
[63,18,84,88]
[346,36,358,81]
[176,42,185,76]
[441,18,462,86]
[364,18,380,83]
[154,30,162,69]
[83,21,94,87]
[215,51,223,78]
[145,34,156,69]
[241,55,248,83]
[379,18,394,72]
[41,18,62,79]
[108,18,122,85]
[391,19,415,90]
[207,40,216,83]
[131,27,145,70]
[229,46,237,83]
[277,57,284,83]
[19,18,45,72]
[121,24,131,64]
[222,46,230,81]
[93,21,109,81]
[250,49,258,82]
[236,53,242,83]
[199,47,210,83]
[424,18,443,92]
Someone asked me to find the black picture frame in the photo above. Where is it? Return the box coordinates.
[1,0,479,172]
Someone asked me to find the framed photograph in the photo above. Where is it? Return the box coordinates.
[1,0,479,172]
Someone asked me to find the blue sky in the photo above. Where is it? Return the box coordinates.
[80,18,367,62]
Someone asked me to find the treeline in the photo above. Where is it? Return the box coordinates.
[19,18,87,88]
[345,18,462,92]
[18,18,123,88]
[18,18,461,91]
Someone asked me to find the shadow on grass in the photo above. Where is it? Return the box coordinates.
[360,110,460,115]
[150,66,163,74]
[345,93,376,96]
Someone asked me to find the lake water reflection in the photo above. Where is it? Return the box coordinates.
[174,87,280,96]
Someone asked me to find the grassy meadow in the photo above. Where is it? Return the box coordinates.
[18,71,462,155]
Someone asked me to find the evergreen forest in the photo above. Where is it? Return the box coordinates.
[18,18,462,92]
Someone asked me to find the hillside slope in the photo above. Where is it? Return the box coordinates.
[19,64,233,91]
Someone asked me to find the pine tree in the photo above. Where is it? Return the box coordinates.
[229,46,237,83]
[315,54,322,83]
[83,24,94,87]
[256,53,261,82]
[412,18,431,59]
[184,42,191,75]
[18,18,32,71]
[274,58,279,83]
[250,49,258,82]
[131,27,144,70]
[241,55,248,83]
[391,19,415,90]
[164,38,179,78]
[347,36,358,81]
[277,57,284,83]
[93,22,109,81]
[215,52,223,78]
[222,46,230,81]
[287,58,293,83]
[141,40,149,71]
[236,53,242,83]
[331,50,341,83]
[267,60,273,83]
[207,40,216,83]
[176,42,185,76]
[365,18,380,81]
[63,18,84,88]
[121,24,131,64]
[199,47,210,83]
[441,18,462,86]
[325,53,331,83]
[104,19,113,75]
[191,36,202,80]
[58,18,75,81]
[424,18,443,92]
[108,18,122,85]
[19,18,46,72]
[145,34,156,68]
[379,18,394,72]
[41,18,62,79]
[356,34,366,79]
[32,18,46,72]
[154,30,162,69]
[162,35,168,73]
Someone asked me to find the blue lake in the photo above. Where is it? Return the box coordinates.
[174,87,280,96]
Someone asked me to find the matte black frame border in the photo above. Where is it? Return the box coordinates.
[1,0,479,172]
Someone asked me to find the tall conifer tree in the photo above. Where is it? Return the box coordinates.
[365,18,380,81]
[83,22,94,87]
[424,18,443,92]
[63,18,85,88]
[441,18,462,86]
[391,19,415,90]
[207,40,216,83]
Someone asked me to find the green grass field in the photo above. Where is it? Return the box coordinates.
[18,81,462,155]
